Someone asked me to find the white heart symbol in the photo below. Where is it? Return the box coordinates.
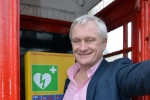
[33,73,51,89]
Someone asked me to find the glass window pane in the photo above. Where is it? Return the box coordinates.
[105,54,123,62]
[104,26,123,54]
[128,51,132,60]
[128,22,132,47]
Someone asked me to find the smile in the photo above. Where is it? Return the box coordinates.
[79,52,92,55]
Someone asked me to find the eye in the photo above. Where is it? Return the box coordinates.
[72,39,80,43]
[88,39,93,42]
[86,38,95,43]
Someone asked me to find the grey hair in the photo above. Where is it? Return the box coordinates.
[69,15,107,41]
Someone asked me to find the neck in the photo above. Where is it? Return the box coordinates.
[80,64,92,71]
[79,69,88,80]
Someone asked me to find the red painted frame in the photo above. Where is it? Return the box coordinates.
[97,0,135,59]
[20,15,72,34]
[0,0,20,100]
[95,0,136,32]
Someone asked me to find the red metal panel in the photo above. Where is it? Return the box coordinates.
[20,15,72,34]
[0,0,20,100]
[95,0,136,32]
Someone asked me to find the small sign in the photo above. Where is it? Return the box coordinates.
[32,95,41,100]
[42,95,55,100]
[32,65,58,91]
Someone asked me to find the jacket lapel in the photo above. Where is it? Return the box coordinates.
[86,59,109,100]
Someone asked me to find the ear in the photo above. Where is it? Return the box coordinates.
[103,39,107,49]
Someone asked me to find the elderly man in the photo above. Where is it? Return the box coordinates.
[63,15,150,100]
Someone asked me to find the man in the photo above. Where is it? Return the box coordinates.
[63,15,150,100]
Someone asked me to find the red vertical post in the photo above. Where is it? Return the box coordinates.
[149,0,150,33]
[140,0,149,60]
[0,0,20,100]
[133,0,149,61]
[132,1,150,60]
[143,1,150,100]
[123,23,128,57]
[132,14,140,63]
[132,0,150,100]
[148,0,150,57]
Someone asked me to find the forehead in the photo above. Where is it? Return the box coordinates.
[71,20,100,38]
[73,20,98,30]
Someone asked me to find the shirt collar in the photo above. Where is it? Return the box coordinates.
[67,58,103,79]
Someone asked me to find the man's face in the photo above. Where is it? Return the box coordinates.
[71,20,107,68]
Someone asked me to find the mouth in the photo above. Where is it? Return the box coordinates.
[78,52,92,56]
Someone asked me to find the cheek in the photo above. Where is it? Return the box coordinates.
[72,45,78,52]
[95,45,104,54]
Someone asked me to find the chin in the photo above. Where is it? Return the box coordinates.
[79,62,91,66]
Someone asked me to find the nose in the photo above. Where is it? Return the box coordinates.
[79,41,88,51]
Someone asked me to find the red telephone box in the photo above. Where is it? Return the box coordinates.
[0,0,150,100]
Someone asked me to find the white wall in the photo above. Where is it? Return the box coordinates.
[20,0,101,21]
[82,0,102,13]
